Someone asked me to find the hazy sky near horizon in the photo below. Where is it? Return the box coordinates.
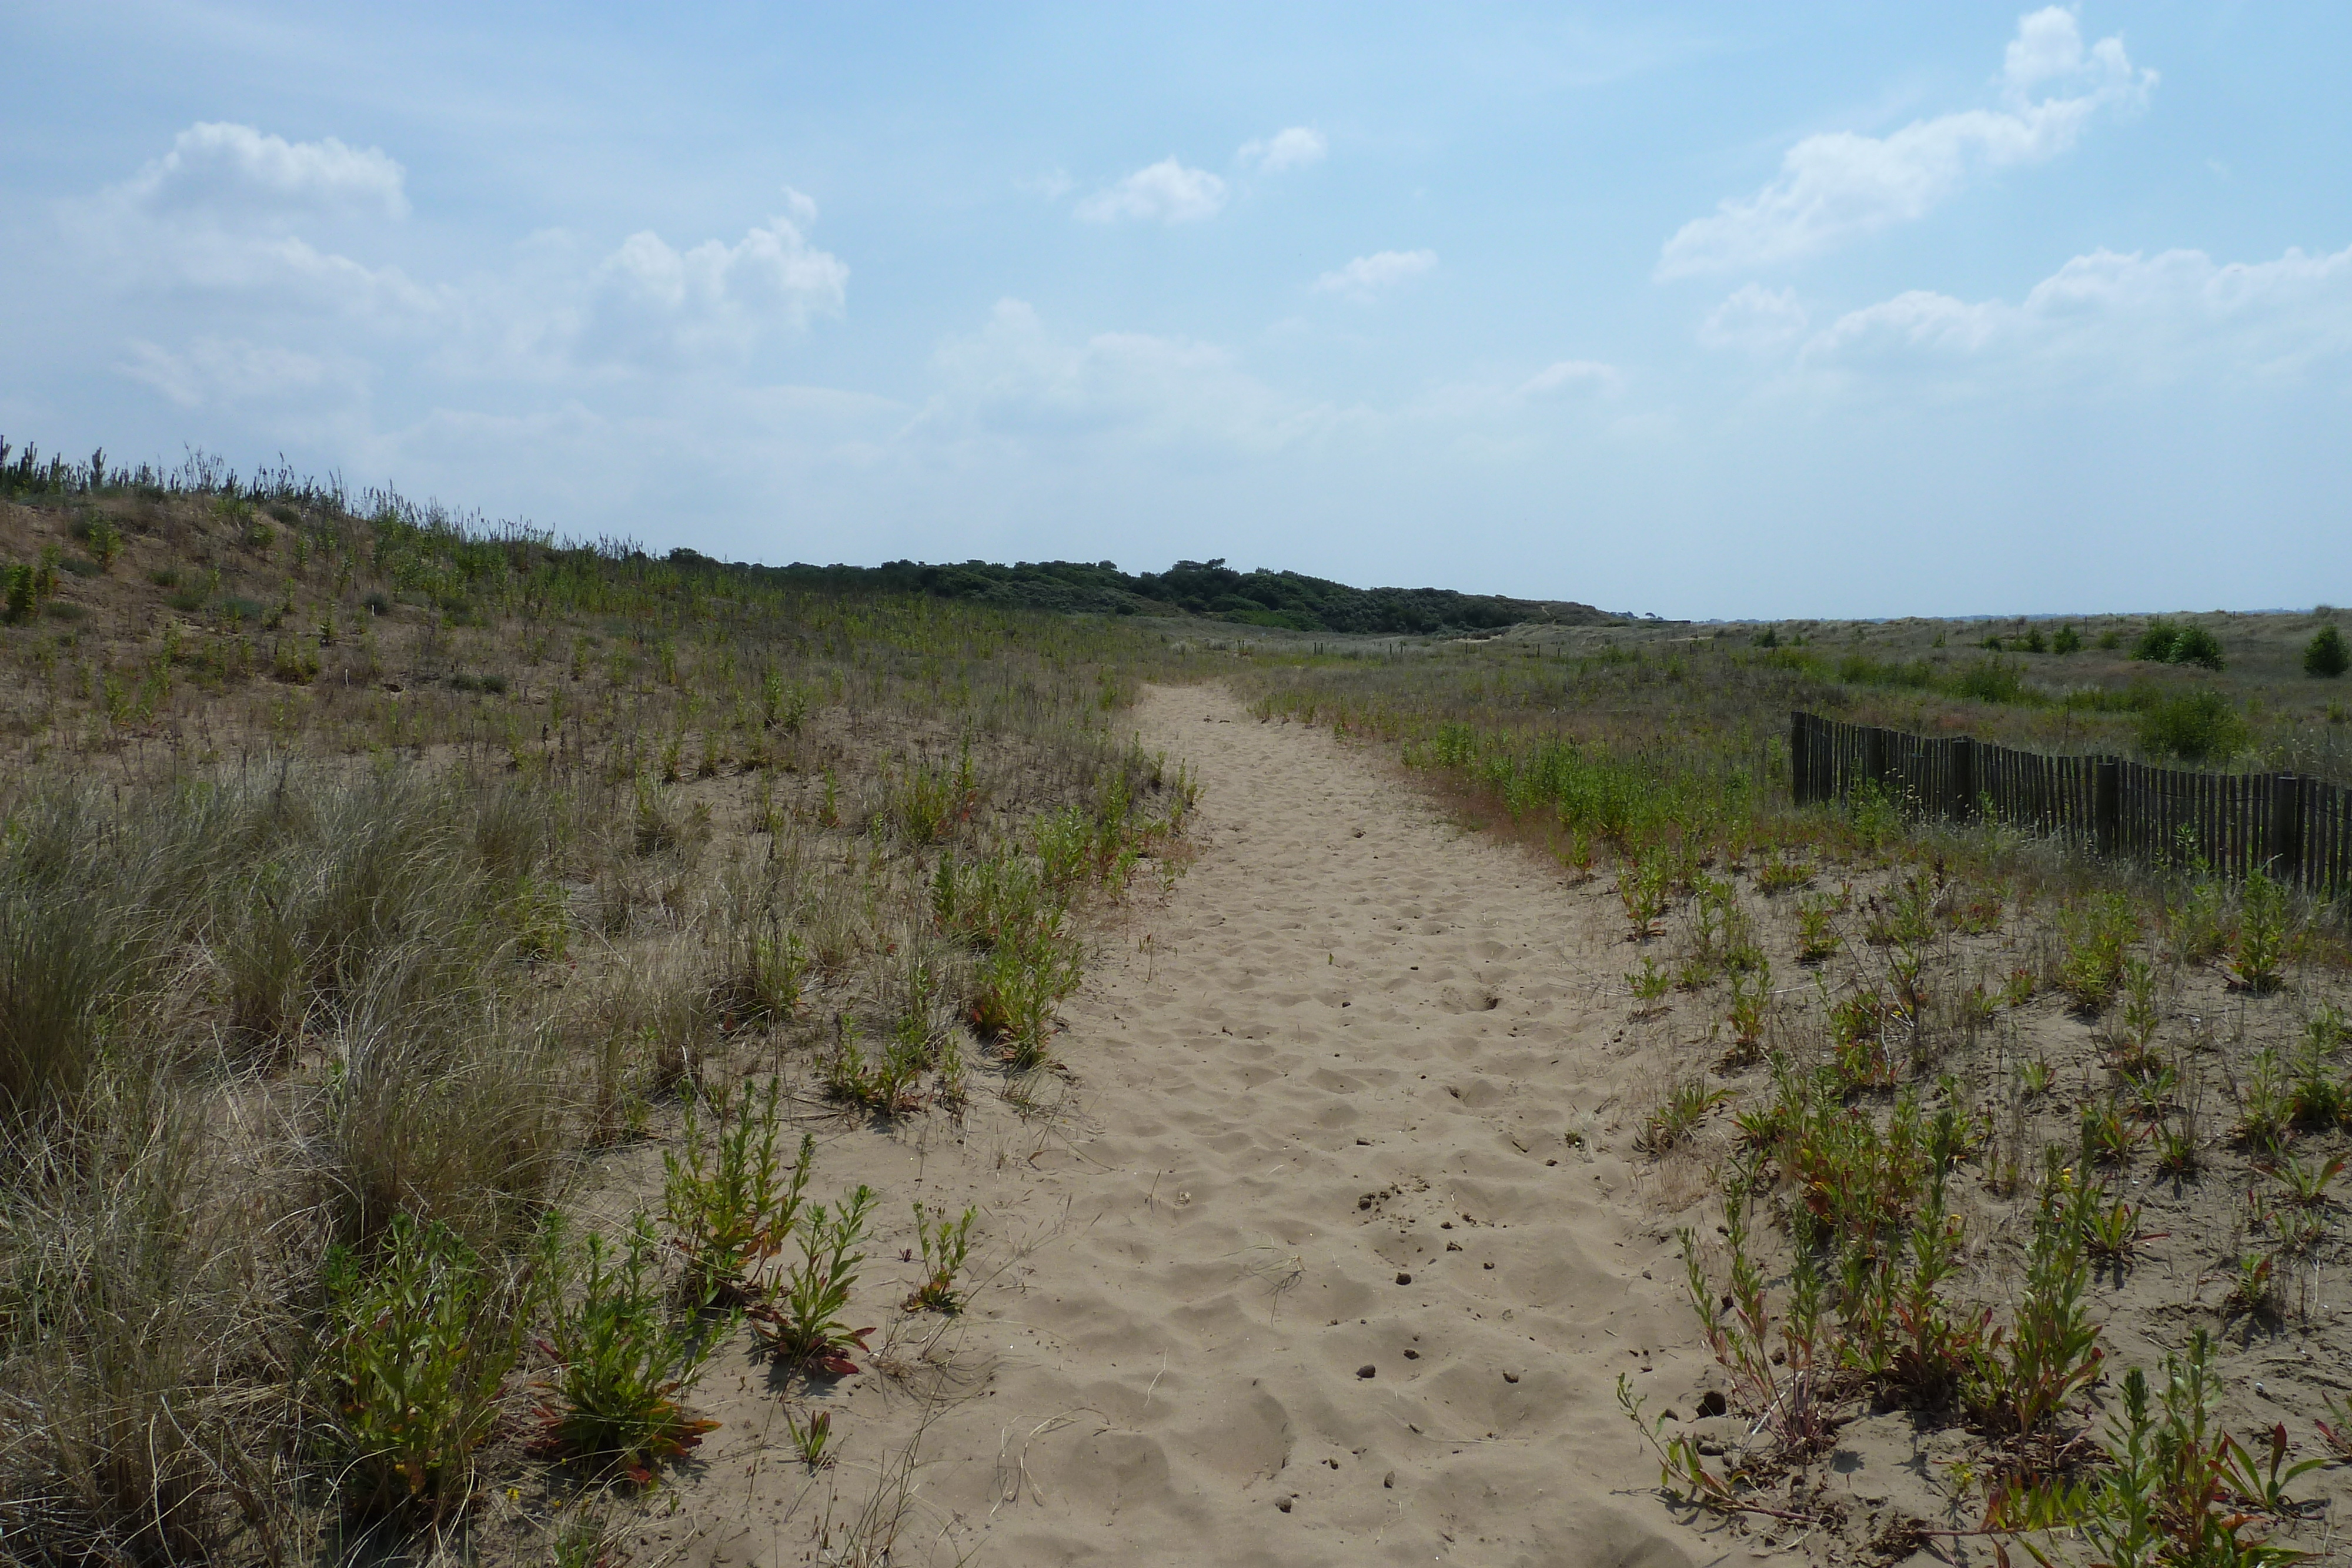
[2,4,2347,618]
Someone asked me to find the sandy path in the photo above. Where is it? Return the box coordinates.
[668,684,1749,1567]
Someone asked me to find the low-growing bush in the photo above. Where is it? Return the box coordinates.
[322,1214,527,1519]
[2136,689,2248,763]
[532,1214,718,1479]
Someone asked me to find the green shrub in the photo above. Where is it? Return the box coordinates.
[322,1215,525,1519]
[2056,894,2137,1011]
[2051,623,2081,654]
[2,563,34,622]
[662,1082,811,1308]
[2132,621,2183,663]
[532,1214,717,1478]
[2135,690,2248,763]
[2307,624,2350,678]
[2133,619,2224,670]
[2233,871,2288,993]
[2173,624,2225,669]
[1947,657,2034,705]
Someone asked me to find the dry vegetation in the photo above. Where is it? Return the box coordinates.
[0,449,1199,1563]
[1233,624,2352,1567]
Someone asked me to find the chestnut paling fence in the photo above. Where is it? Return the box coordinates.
[1789,710,2352,895]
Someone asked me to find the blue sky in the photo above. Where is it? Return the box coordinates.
[2,3,2347,617]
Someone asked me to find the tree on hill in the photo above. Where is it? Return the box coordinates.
[2307,623,2350,678]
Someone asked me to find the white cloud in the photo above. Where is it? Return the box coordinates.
[577,215,848,368]
[1698,284,1809,351]
[1238,126,1328,173]
[1075,158,1228,224]
[1312,249,1437,301]
[928,299,1335,452]
[1657,9,2155,278]
[119,336,344,408]
[1799,242,2352,386]
[123,121,408,221]
[1518,359,1620,397]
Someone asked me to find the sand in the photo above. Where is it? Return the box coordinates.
[654,683,1754,1567]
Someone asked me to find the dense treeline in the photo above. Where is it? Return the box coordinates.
[680,550,1621,636]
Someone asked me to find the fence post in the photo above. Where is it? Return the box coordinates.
[2095,758,2120,860]
[1862,726,1885,791]
[1954,738,1977,823]
[2272,774,2304,885]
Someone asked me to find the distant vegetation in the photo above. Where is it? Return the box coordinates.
[679,550,1620,636]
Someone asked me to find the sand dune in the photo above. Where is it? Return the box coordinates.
[663,683,1751,1567]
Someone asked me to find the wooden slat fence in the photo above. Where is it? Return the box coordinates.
[1789,710,2352,894]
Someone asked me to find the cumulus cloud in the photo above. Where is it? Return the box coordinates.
[577,215,849,368]
[1238,126,1327,173]
[1699,284,1809,351]
[122,121,409,221]
[1312,249,1437,301]
[1076,158,1228,224]
[1657,9,2155,278]
[1798,242,2352,385]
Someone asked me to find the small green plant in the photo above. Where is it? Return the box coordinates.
[888,759,958,845]
[2266,1150,2344,1209]
[749,1185,877,1376]
[533,1214,719,1479]
[2052,623,2082,654]
[4,560,41,622]
[1639,1078,1726,1154]
[1726,961,1771,1047]
[84,518,123,571]
[2232,871,2288,992]
[2079,1193,2158,1267]
[2307,623,2350,678]
[663,1082,813,1308]
[322,1215,524,1519]
[1626,954,1672,1011]
[2234,1049,2291,1153]
[2056,893,2136,1011]
[2223,1252,2280,1321]
[783,1407,835,1470]
[1616,850,1671,937]
[904,1202,977,1313]
[2080,1096,2142,1167]
[2287,1039,2347,1131]
[1967,1165,2104,1450]
[1847,778,1903,851]
[2153,1119,2201,1181]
